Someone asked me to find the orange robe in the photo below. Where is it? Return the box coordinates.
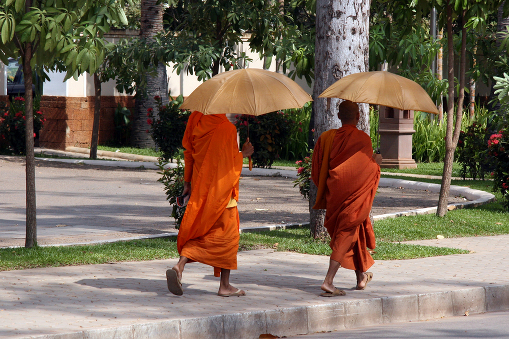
[311,125,380,272]
[178,111,244,277]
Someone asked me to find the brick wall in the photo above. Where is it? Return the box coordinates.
[38,96,135,150]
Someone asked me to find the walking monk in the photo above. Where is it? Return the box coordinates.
[166,111,254,297]
[311,100,382,297]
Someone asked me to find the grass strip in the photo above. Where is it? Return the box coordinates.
[239,227,468,260]
[377,175,507,242]
[380,162,463,177]
[97,146,162,158]
[0,227,467,272]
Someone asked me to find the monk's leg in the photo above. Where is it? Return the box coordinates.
[172,256,189,281]
[218,268,245,296]
[321,258,341,293]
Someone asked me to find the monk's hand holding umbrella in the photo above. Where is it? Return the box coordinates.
[241,137,254,167]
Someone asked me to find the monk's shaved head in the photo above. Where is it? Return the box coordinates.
[337,100,359,124]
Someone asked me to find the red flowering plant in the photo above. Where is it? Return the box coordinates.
[147,95,190,162]
[292,150,313,200]
[0,97,44,155]
[234,110,297,168]
[487,128,509,210]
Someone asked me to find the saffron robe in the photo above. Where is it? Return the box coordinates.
[311,125,380,272]
[178,111,244,277]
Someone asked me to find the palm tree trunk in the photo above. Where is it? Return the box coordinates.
[132,0,168,148]
[310,0,370,238]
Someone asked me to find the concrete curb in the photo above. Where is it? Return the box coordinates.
[27,285,509,339]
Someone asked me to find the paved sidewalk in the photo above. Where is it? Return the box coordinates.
[0,148,506,339]
[1,235,508,339]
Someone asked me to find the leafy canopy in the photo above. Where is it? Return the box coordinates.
[0,0,131,80]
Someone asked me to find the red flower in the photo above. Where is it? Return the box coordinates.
[154,96,160,100]
[146,129,150,133]
[297,167,304,174]
[147,107,153,113]
[243,121,248,126]
[14,97,24,101]
[36,111,42,115]
[295,160,302,164]
[503,183,508,190]
[3,112,7,117]
[15,112,22,118]
[311,128,315,132]
[147,113,150,117]
[33,133,36,138]
[298,128,303,132]
[147,118,153,125]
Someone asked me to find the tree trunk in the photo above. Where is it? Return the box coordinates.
[437,28,444,120]
[469,46,477,118]
[132,0,168,148]
[437,7,466,217]
[90,73,101,159]
[23,1,36,248]
[310,0,370,238]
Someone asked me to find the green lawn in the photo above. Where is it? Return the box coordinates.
[380,162,463,177]
[97,146,162,158]
[0,227,468,271]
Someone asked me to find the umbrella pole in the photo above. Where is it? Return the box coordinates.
[248,120,252,171]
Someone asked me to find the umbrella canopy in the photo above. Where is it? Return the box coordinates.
[180,68,312,115]
[319,71,439,115]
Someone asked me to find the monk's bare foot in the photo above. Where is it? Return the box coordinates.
[321,282,336,294]
[218,284,246,297]
[356,272,373,290]
[171,265,183,282]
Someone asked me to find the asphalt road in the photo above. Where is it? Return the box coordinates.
[286,311,509,339]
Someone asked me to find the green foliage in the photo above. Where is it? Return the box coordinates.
[112,104,132,146]
[234,111,296,168]
[148,95,190,162]
[0,0,131,79]
[282,103,311,160]
[157,157,186,229]
[457,121,490,180]
[0,96,44,155]
[293,151,312,200]
[412,112,447,163]
[487,128,509,211]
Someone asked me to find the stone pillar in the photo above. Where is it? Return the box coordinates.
[378,106,417,169]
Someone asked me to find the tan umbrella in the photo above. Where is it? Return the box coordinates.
[319,71,439,114]
[180,68,312,170]
[180,68,312,115]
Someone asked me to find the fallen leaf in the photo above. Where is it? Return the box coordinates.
[464,311,469,316]
[496,222,502,225]
[447,205,456,211]
[437,235,445,239]
[56,224,68,227]
[259,335,279,339]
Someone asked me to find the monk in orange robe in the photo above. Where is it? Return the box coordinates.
[311,100,382,297]
[166,111,253,297]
